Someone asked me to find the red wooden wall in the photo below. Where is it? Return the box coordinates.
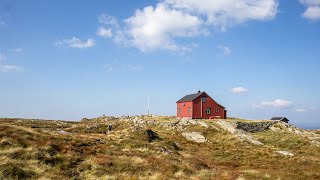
[192,96,225,119]
[177,94,226,119]
[176,101,193,118]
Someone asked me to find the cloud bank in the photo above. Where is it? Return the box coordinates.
[98,0,279,52]
[300,0,320,20]
[97,27,112,38]
[231,86,248,94]
[218,45,232,56]
[0,64,22,72]
[54,37,95,49]
[260,99,293,108]
[0,52,22,73]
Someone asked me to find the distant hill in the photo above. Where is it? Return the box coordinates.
[1,116,320,179]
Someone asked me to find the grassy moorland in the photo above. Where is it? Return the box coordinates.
[0,116,319,180]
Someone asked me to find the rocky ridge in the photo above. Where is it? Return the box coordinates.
[83,115,320,148]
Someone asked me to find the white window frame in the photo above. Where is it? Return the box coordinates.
[206,108,211,114]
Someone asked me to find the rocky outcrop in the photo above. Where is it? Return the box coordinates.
[145,129,160,142]
[182,132,207,143]
[276,151,294,157]
[56,129,70,134]
[215,120,263,145]
[270,122,320,147]
[236,122,277,133]
[160,118,213,131]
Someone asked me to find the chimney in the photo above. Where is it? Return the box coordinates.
[198,90,200,93]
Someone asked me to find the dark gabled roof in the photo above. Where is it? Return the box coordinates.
[177,91,205,103]
[271,117,288,121]
[177,91,225,109]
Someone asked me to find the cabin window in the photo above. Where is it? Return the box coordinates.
[216,109,220,113]
[188,107,191,115]
[206,108,211,114]
[201,97,206,102]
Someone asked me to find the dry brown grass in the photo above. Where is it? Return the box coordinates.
[0,117,320,179]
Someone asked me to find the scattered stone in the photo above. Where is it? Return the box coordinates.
[56,130,70,134]
[145,129,160,142]
[198,121,209,128]
[132,126,143,132]
[157,147,173,154]
[108,124,113,131]
[172,142,181,150]
[133,117,145,126]
[160,118,212,131]
[276,151,294,157]
[215,120,264,145]
[236,122,276,133]
[215,120,239,134]
[311,140,320,147]
[271,122,320,147]
[182,132,207,143]
[238,134,264,145]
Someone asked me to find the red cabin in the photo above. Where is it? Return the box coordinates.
[176,91,227,119]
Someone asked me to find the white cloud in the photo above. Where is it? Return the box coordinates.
[104,60,143,73]
[97,27,112,38]
[295,106,317,112]
[122,4,205,52]
[54,37,95,48]
[295,108,308,113]
[0,52,22,72]
[300,0,320,20]
[164,0,278,29]
[231,86,248,94]
[98,14,119,27]
[0,53,6,61]
[260,99,293,108]
[8,48,23,53]
[218,45,232,55]
[102,0,278,53]
[303,6,320,20]
[0,64,22,72]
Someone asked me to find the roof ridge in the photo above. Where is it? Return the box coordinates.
[176,91,205,103]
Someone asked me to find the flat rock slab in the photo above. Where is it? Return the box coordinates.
[182,132,207,143]
[276,150,294,157]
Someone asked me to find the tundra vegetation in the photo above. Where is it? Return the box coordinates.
[0,116,319,180]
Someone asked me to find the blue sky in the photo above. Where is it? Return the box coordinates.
[0,0,319,129]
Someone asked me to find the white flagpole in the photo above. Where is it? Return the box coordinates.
[147,96,150,116]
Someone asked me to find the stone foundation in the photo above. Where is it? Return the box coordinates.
[236,121,277,133]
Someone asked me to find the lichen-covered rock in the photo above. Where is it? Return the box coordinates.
[182,132,207,143]
[215,120,264,145]
[276,151,294,157]
[236,122,276,133]
[215,120,239,134]
[198,121,209,128]
[145,129,160,142]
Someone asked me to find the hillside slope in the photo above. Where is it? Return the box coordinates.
[0,116,320,179]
